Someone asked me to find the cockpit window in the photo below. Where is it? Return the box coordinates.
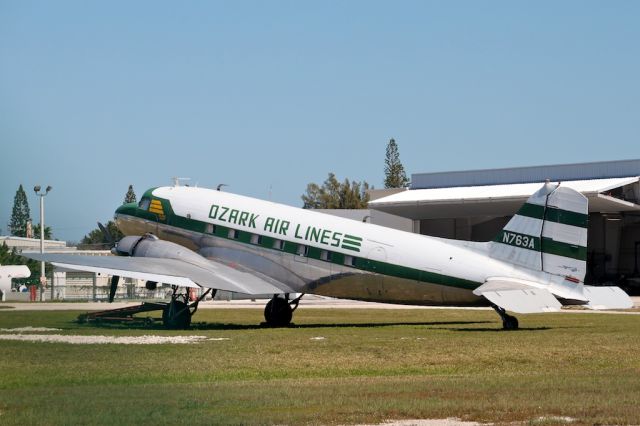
[138,198,151,211]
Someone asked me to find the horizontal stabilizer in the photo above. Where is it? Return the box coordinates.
[583,285,633,310]
[474,280,561,313]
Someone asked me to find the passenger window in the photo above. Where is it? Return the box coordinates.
[228,229,239,239]
[206,224,216,234]
[251,234,262,245]
[321,250,332,261]
[273,240,285,250]
[344,255,356,266]
[297,244,309,256]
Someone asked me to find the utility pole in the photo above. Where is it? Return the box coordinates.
[33,185,52,302]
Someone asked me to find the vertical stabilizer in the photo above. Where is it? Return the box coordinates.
[490,182,588,281]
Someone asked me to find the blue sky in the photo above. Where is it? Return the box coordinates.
[1,1,638,242]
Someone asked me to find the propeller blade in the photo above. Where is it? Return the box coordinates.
[97,222,114,246]
[109,275,120,303]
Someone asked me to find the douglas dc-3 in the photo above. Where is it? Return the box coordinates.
[26,181,632,329]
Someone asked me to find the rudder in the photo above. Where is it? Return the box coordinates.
[490,182,588,281]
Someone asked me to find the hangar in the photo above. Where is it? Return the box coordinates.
[369,159,640,290]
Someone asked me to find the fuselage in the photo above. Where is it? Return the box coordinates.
[114,186,550,306]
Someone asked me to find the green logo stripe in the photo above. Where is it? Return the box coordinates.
[517,203,588,228]
[344,234,363,242]
[342,241,361,248]
[341,244,360,252]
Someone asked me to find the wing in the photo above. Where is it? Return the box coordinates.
[23,253,290,295]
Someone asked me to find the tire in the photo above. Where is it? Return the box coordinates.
[502,315,519,330]
[264,297,293,327]
[162,300,191,329]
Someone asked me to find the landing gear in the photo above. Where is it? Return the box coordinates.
[264,294,303,327]
[162,300,191,329]
[491,304,519,330]
[162,286,214,329]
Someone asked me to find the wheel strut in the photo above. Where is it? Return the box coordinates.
[162,286,213,329]
[491,304,519,330]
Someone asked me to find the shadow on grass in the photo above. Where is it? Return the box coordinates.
[80,319,494,331]
[449,326,553,332]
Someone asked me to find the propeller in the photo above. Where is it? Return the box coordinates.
[97,222,114,247]
[99,222,120,303]
[109,275,120,303]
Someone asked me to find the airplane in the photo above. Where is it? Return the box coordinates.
[0,265,31,302]
[24,181,633,329]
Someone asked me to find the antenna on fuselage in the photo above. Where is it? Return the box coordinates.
[172,177,191,187]
[216,184,228,191]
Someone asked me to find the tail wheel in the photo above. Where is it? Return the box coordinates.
[264,297,293,327]
[502,314,519,330]
[162,300,191,329]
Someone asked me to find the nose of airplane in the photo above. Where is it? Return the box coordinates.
[114,202,137,221]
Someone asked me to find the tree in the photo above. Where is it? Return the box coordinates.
[124,185,137,204]
[78,221,124,250]
[9,184,31,237]
[384,138,409,189]
[302,173,371,209]
[32,224,53,240]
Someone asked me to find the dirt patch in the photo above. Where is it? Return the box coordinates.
[0,327,62,332]
[0,334,222,345]
[361,419,483,426]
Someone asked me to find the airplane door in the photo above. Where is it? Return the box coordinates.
[366,246,387,299]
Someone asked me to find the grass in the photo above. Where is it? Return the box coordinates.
[0,307,639,425]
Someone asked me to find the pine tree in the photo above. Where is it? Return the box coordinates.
[124,185,137,204]
[9,184,31,237]
[384,138,409,189]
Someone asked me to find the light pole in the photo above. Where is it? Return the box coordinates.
[34,185,52,302]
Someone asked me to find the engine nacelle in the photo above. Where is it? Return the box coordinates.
[113,234,211,269]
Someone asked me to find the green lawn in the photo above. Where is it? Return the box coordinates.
[0,308,639,425]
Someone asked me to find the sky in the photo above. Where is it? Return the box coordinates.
[1,1,639,243]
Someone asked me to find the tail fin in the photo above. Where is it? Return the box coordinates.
[489,182,588,281]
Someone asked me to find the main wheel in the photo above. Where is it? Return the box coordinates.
[162,300,191,329]
[264,297,293,327]
[502,315,519,330]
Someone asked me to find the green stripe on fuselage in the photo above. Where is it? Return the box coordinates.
[117,205,481,292]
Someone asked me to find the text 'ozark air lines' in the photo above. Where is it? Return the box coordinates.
[208,204,362,252]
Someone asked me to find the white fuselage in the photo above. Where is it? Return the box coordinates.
[115,186,555,306]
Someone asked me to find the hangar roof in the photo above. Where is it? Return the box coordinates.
[369,177,640,220]
[411,159,640,190]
